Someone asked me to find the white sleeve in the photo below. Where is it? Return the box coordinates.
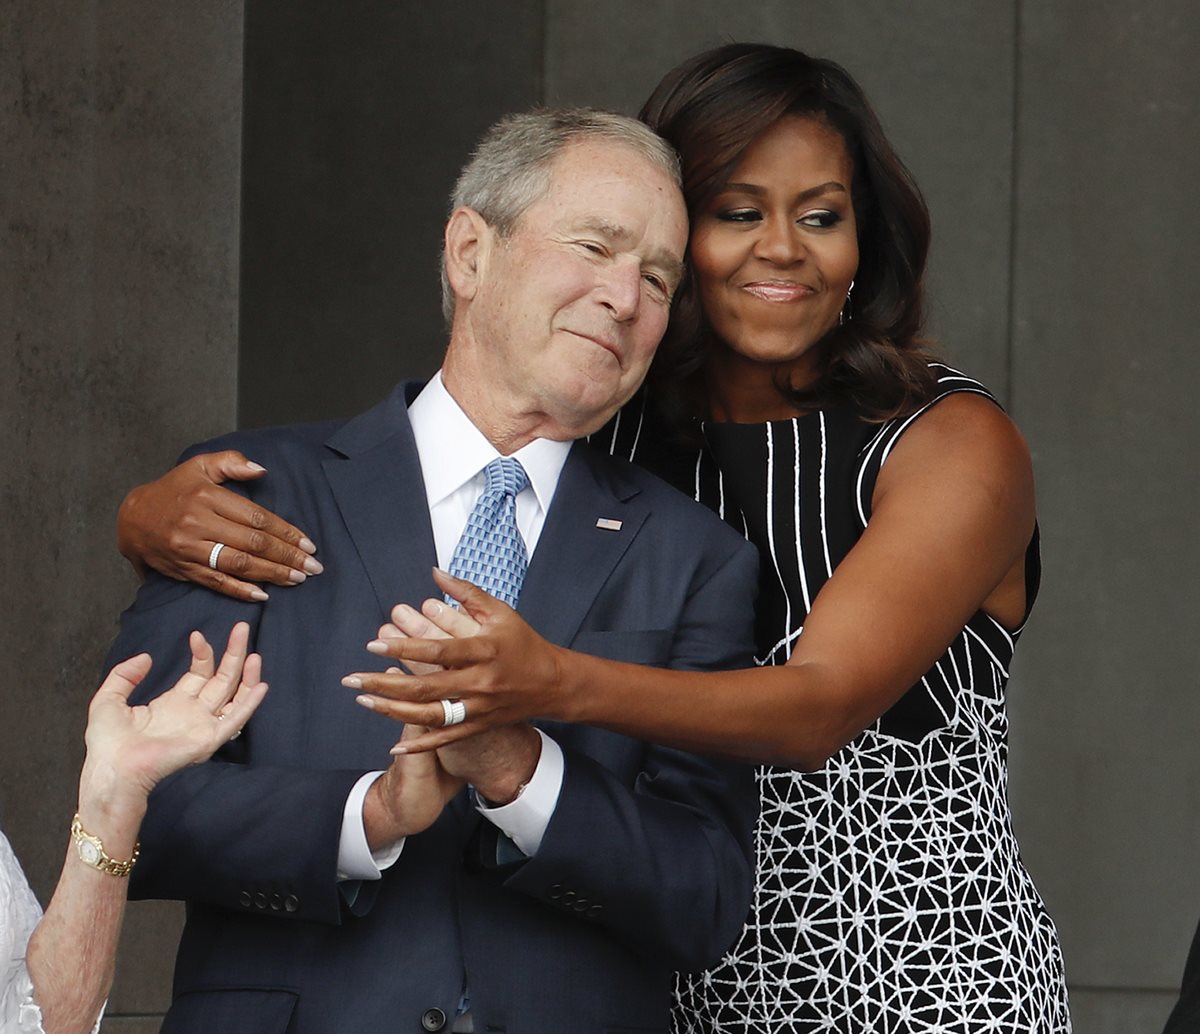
[1,830,103,1034]
[336,771,405,881]
[474,730,564,857]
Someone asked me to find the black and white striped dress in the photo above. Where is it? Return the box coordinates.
[597,364,1071,1033]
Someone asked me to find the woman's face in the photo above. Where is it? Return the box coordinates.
[689,114,859,408]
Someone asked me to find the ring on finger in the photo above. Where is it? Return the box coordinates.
[208,542,227,570]
[440,699,467,727]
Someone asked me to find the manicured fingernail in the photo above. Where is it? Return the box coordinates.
[246,461,267,473]
[303,557,324,575]
[390,744,408,755]
[287,570,307,585]
[365,640,388,655]
[354,694,375,709]
[250,589,269,602]
[341,675,362,689]
[299,537,317,554]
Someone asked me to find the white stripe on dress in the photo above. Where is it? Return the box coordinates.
[764,423,791,666]
[818,411,834,578]
[792,420,813,614]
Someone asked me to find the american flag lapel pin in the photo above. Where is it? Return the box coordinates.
[595,517,623,532]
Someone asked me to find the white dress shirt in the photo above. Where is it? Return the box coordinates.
[337,372,571,880]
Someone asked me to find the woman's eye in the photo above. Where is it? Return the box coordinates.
[716,208,761,223]
[798,210,842,229]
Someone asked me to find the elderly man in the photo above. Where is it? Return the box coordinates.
[106,108,759,1034]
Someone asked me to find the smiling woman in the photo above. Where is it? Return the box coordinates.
[689,113,860,420]
[111,43,1070,1034]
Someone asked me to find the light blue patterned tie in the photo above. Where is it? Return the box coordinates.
[447,457,529,609]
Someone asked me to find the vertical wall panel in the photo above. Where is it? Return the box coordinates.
[0,0,245,1023]
[237,1,545,428]
[1069,989,1177,1034]
[545,0,1018,394]
[1009,0,1200,1012]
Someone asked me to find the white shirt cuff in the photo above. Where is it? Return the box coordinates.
[336,771,405,881]
[474,729,563,857]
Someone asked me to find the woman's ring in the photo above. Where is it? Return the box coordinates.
[440,699,467,727]
[208,542,227,570]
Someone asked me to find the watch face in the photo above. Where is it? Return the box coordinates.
[79,839,101,866]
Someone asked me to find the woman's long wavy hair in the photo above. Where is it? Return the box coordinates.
[640,43,938,423]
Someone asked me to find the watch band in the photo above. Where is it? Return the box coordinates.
[71,814,140,877]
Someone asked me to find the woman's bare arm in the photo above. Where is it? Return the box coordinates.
[24,628,267,1034]
[348,394,1035,768]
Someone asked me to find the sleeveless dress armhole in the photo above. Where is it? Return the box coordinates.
[852,363,1041,632]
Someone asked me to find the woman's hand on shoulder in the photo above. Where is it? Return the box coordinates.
[117,450,322,602]
[80,622,269,808]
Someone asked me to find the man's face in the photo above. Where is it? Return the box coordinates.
[465,139,689,438]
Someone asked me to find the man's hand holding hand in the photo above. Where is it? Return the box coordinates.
[439,724,542,806]
[363,725,465,850]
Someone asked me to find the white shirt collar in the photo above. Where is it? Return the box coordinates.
[408,371,571,516]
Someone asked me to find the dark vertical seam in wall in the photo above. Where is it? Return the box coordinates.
[1005,0,1023,412]
[235,0,250,429]
[536,0,548,105]
[83,5,98,373]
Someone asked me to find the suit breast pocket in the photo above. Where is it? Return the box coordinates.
[570,629,673,666]
[162,988,298,1034]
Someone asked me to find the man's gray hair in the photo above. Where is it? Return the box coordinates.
[440,107,681,323]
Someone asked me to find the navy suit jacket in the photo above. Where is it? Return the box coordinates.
[109,382,760,1034]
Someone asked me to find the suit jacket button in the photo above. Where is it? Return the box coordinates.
[586,904,604,918]
[253,892,268,910]
[560,890,576,906]
[238,891,252,908]
[284,894,299,912]
[270,893,283,911]
[420,1007,447,1031]
[572,897,589,912]
[547,883,564,900]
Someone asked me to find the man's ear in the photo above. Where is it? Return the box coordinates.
[444,207,494,303]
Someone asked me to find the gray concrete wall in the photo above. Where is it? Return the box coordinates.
[0,1,245,1026]
[236,1,545,428]
[1008,2,1200,1028]
[4,3,1198,1031]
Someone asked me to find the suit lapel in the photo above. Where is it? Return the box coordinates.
[322,382,440,618]
[519,441,648,647]
[320,388,651,641]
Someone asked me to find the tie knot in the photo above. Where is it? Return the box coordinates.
[483,456,528,497]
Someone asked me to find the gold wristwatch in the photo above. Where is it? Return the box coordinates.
[71,814,140,877]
